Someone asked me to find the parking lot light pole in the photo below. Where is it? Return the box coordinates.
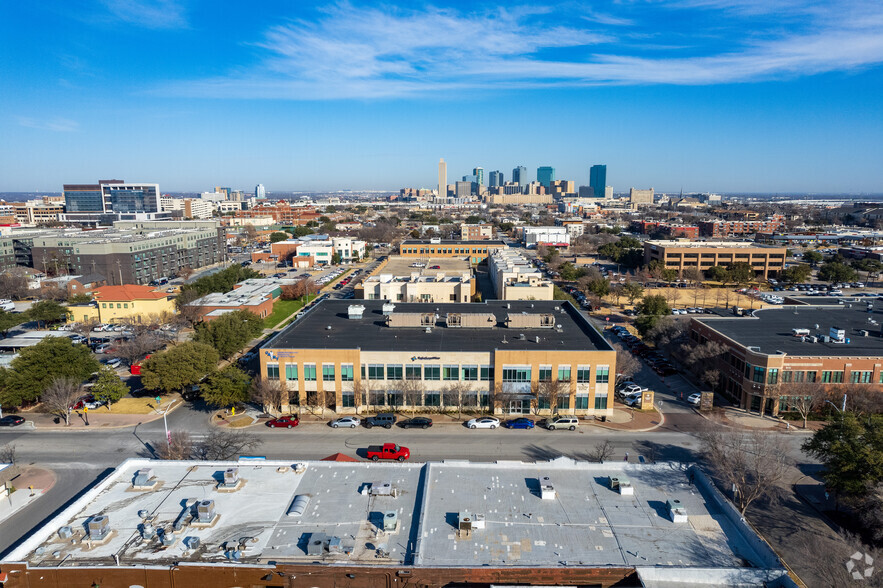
[163,399,178,449]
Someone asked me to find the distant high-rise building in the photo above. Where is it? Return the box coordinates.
[537,166,555,189]
[472,167,484,187]
[590,165,607,199]
[489,170,504,188]
[438,158,447,199]
[454,181,472,199]
[255,184,266,199]
[512,166,528,186]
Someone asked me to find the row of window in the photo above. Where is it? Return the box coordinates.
[751,367,879,385]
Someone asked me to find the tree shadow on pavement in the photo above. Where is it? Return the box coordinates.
[633,439,702,465]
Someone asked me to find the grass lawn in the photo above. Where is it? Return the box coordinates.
[104,393,182,414]
[264,295,316,328]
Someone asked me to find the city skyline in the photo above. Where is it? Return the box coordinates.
[2,1,883,193]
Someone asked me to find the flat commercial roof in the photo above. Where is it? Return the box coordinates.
[264,299,612,353]
[5,458,790,586]
[401,239,506,246]
[694,304,883,356]
[378,255,471,277]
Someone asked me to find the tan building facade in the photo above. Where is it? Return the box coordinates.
[643,240,787,278]
[399,239,506,264]
[259,300,615,417]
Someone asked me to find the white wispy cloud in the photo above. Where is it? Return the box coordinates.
[17,117,80,132]
[161,1,883,99]
[99,0,188,30]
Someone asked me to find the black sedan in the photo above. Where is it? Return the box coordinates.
[0,415,25,427]
[398,417,433,429]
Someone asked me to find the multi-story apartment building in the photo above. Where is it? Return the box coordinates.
[629,188,654,206]
[519,226,570,248]
[487,249,554,300]
[29,220,225,285]
[459,224,493,240]
[234,205,321,225]
[260,299,616,416]
[398,239,506,264]
[698,215,785,237]
[643,240,787,278]
[630,220,699,239]
[690,304,883,416]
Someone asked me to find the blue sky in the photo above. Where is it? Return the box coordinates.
[2,0,883,193]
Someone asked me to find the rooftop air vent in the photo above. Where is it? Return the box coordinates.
[667,499,688,523]
[540,476,556,500]
[133,468,156,489]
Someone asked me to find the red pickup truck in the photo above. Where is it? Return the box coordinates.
[366,443,410,462]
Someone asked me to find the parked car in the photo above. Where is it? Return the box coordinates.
[398,417,433,429]
[364,412,397,429]
[0,415,25,427]
[504,417,535,429]
[366,443,410,462]
[687,393,702,407]
[267,415,300,428]
[465,416,500,429]
[330,416,361,428]
[540,416,579,431]
[617,383,646,397]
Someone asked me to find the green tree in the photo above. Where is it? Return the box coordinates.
[193,310,264,359]
[587,278,611,301]
[269,231,290,243]
[852,258,883,283]
[200,365,252,408]
[318,216,331,223]
[780,264,812,284]
[90,365,129,406]
[705,265,730,284]
[0,337,99,407]
[634,294,671,334]
[621,282,644,305]
[0,310,25,337]
[802,412,883,499]
[803,250,824,266]
[140,342,219,394]
[618,235,641,249]
[466,215,482,224]
[727,262,755,285]
[558,262,587,281]
[292,225,313,237]
[27,300,68,328]
[67,293,92,305]
[818,262,859,284]
[331,251,342,265]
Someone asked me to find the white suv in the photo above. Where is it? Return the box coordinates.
[543,416,579,431]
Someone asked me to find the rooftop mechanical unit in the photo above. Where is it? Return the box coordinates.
[667,499,688,523]
[87,515,110,540]
[539,476,556,500]
[383,510,398,532]
[196,499,215,523]
[609,476,634,496]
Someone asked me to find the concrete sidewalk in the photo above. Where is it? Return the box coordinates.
[0,466,56,525]
[14,397,184,431]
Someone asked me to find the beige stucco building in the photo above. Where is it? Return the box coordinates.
[487,248,554,300]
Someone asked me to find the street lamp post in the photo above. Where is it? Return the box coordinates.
[825,393,847,414]
[162,399,178,450]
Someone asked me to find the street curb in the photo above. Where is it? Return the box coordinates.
[593,408,665,433]
[26,399,185,432]
[0,467,57,526]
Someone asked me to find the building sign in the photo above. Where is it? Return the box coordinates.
[410,356,440,361]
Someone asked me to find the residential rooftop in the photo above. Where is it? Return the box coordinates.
[263,299,612,352]
[3,458,792,587]
[694,304,883,356]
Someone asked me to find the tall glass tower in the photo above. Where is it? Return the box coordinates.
[537,166,555,188]
[590,165,607,198]
[472,167,484,187]
[512,166,528,186]
[488,170,503,187]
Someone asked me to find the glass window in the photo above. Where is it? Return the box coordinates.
[822,371,844,384]
[462,365,478,381]
[267,364,279,380]
[285,364,298,381]
[538,397,550,410]
[502,367,531,382]
[322,364,335,381]
[386,364,403,380]
[424,391,440,407]
[424,365,440,380]
[767,368,778,385]
[806,371,816,383]
[851,371,872,384]
[752,366,765,383]
[558,366,571,381]
[443,365,459,380]
[782,371,793,383]
[574,395,588,410]
[303,364,317,381]
[596,366,609,384]
[368,364,384,380]
[340,364,354,381]
[480,365,493,381]
[594,393,608,410]
[341,392,355,408]
[576,366,592,383]
[405,365,421,380]
[538,366,552,382]
[557,395,569,410]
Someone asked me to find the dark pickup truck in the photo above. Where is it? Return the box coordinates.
[366,443,410,462]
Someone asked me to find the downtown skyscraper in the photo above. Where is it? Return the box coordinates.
[488,170,504,188]
[537,166,555,188]
[438,158,447,199]
[512,166,528,186]
[472,167,484,187]
[590,164,607,198]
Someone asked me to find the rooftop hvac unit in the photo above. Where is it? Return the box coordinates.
[609,476,634,496]
[369,481,394,496]
[458,512,485,531]
[57,526,73,539]
[328,535,344,554]
[88,515,110,540]
[133,468,156,488]
[383,510,398,531]
[141,522,156,539]
[223,468,239,486]
[306,532,328,556]
[347,304,366,319]
[381,302,395,316]
[184,536,200,549]
[196,500,215,523]
[540,476,556,500]
[667,499,688,523]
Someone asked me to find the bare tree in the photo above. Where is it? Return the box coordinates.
[587,440,615,463]
[781,382,828,429]
[156,430,194,460]
[846,383,883,417]
[698,427,790,515]
[644,316,688,350]
[0,443,16,465]
[396,378,425,415]
[859,482,883,543]
[41,377,83,426]
[0,270,30,300]
[250,378,285,415]
[533,379,568,416]
[441,382,473,421]
[792,529,882,588]
[111,332,164,366]
[614,344,641,384]
[193,429,263,460]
